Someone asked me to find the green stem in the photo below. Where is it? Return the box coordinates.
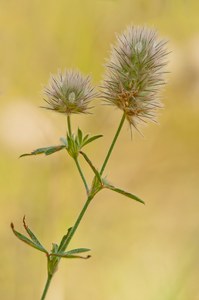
[60,195,93,251]
[40,273,53,300]
[74,158,89,195]
[67,115,72,136]
[40,196,93,299]
[100,113,125,176]
[62,113,126,252]
[67,115,89,194]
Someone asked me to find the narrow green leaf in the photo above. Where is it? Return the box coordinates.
[83,134,89,143]
[23,216,48,253]
[45,145,65,155]
[65,248,91,255]
[58,227,73,252]
[80,151,102,183]
[11,223,48,254]
[66,134,71,145]
[77,128,83,144]
[66,134,79,158]
[59,254,91,259]
[50,252,91,259]
[82,135,103,147]
[51,243,59,254]
[105,185,145,204]
[19,145,65,158]
[75,134,78,144]
[20,148,46,157]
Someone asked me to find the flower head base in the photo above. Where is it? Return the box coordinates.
[102,26,168,129]
[43,70,96,115]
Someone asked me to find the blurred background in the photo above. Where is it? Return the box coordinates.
[0,0,199,299]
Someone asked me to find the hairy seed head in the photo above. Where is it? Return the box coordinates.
[43,70,96,115]
[101,26,168,130]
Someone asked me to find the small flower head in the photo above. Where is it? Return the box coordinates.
[43,70,96,115]
[102,26,168,130]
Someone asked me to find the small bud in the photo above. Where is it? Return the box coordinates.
[43,70,96,115]
[101,26,169,130]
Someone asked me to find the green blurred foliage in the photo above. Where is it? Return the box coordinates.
[0,0,199,299]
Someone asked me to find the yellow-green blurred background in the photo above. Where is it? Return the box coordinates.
[1,0,199,299]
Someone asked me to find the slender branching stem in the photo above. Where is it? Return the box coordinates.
[40,113,126,299]
[67,115,72,136]
[100,113,125,175]
[74,157,89,195]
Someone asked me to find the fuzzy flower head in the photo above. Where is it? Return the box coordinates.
[43,70,96,115]
[102,26,168,130]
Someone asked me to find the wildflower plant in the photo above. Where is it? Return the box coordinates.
[11,25,168,300]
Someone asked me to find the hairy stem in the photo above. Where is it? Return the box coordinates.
[100,113,125,175]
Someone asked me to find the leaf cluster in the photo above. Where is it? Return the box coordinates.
[20,128,102,160]
[11,217,91,276]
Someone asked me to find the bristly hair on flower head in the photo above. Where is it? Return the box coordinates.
[101,25,168,131]
[42,70,96,115]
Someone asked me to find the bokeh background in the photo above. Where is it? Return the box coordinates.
[1,0,199,299]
